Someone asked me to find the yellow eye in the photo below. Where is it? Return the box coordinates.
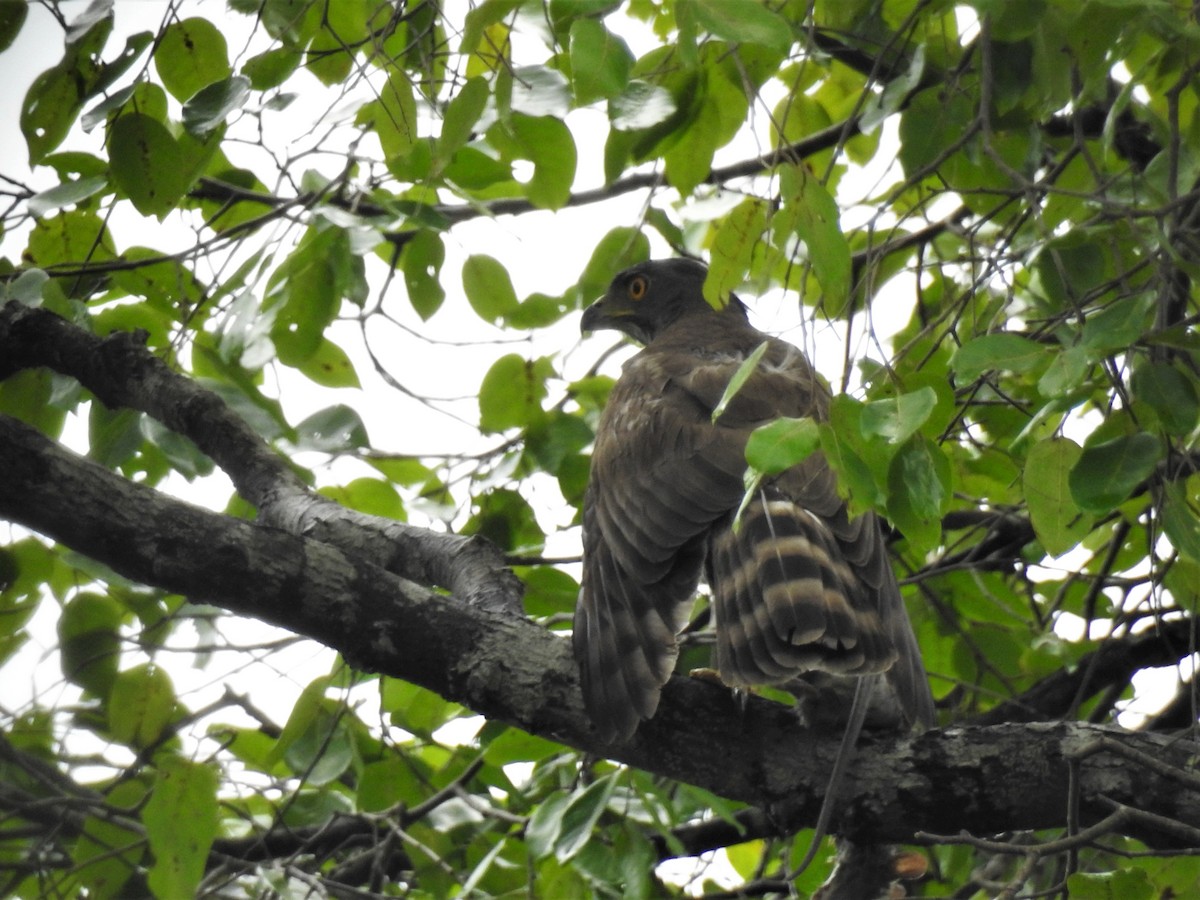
[628,275,648,301]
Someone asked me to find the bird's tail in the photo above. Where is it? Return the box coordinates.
[708,491,899,688]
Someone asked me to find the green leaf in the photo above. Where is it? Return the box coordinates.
[1069,433,1161,514]
[21,65,87,164]
[726,839,766,880]
[0,1,28,54]
[860,387,937,445]
[321,477,403,519]
[577,226,651,303]
[381,678,463,737]
[443,146,513,190]
[88,406,144,468]
[481,722,565,766]
[518,565,580,617]
[1024,437,1093,556]
[897,87,974,178]
[781,164,851,315]
[401,230,447,319]
[569,18,633,104]
[527,792,572,860]
[266,228,346,364]
[479,353,550,433]
[142,418,214,480]
[712,341,769,423]
[297,337,361,388]
[460,0,523,61]
[358,756,426,812]
[860,43,925,132]
[555,774,617,862]
[509,291,574,328]
[886,435,950,551]
[108,663,177,748]
[1132,362,1199,436]
[108,113,188,218]
[306,0,369,85]
[282,711,355,786]
[526,410,593,474]
[510,65,572,118]
[268,677,330,767]
[0,369,67,437]
[293,405,370,452]
[819,416,883,516]
[154,17,231,101]
[1162,480,1200,565]
[688,0,794,51]
[1065,868,1154,900]
[463,254,519,323]
[953,333,1045,381]
[1034,234,1114,311]
[144,758,219,899]
[511,113,577,209]
[182,75,250,136]
[241,46,300,89]
[609,79,677,130]
[465,488,545,553]
[1080,294,1154,354]
[93,31,155,98]
[24,208,115,277]
[371,72,419,163]
[1037,344,1091,397]
[746,417,821,475]
[437,76,490,165]
[72,780,144,899]
[28,176,108,217]
[707,198,768,307]
[58,592,123,697]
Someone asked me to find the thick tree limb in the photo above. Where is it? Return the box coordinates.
[2,414,1199,850]
[972,618,1198,726]
[0,301,521,614]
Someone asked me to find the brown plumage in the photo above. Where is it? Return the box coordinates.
[574,258,934,743]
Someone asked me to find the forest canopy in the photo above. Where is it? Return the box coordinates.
[2,0,1200,897]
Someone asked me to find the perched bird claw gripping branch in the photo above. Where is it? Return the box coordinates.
[572,259,936,878]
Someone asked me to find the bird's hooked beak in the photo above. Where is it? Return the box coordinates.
[579,296,607,335]
[580,289,628,335]
[580,293,651,345]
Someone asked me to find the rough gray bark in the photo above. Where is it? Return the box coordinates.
[3,300,1199,856]
[3,414,1200,851]
[0,301,522,614]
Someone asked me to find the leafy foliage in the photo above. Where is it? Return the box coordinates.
[2,0,1200,897]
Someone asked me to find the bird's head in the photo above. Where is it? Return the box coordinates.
[581,258,747,345]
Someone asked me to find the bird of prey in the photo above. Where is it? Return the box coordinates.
[573,258,934,744]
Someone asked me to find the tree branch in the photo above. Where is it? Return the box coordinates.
[0,301,521,613]
[971,618,1198,726]
[1,413,1199,849]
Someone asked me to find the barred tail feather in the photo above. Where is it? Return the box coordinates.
[710,492,898,689]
